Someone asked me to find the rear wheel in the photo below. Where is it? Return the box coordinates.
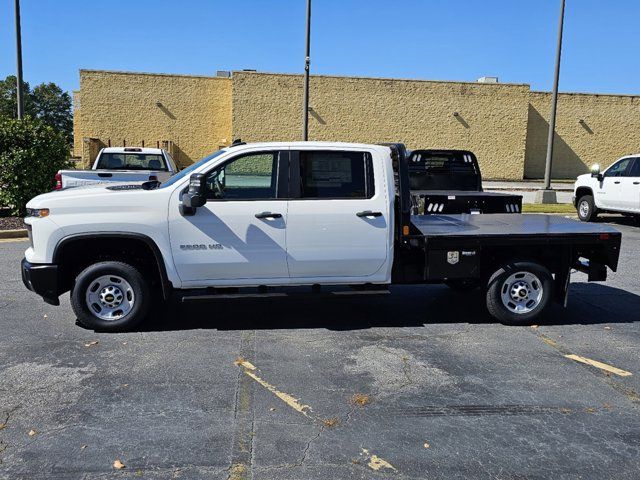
[486,262,553,325]
[577,195,597,222]
[71,261,151,332]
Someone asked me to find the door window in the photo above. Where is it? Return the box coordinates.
[605,158,633,177]
[206,152,279,200]
[627,158,640,177]
[297,151,374,199]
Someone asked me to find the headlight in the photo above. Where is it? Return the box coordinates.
[25,208,50,218]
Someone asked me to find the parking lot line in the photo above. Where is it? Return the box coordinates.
[564,354,632,377]
[236,361,312,416]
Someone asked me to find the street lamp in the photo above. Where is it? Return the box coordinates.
[14,0,25,119]
[536,0,566,204]
[301,0,311,141]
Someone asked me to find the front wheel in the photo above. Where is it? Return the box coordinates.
[71,261,151,332]
[486,262,553,325]
[577,195,597,222]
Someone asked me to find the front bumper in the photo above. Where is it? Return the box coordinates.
[21,258,60,306]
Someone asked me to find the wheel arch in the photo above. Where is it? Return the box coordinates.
[575,186,594,207]
[53,232,173,300]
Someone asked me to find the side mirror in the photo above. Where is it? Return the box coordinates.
[590,164,601,178]
[181,173,207,214]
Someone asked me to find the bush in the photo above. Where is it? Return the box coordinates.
[0,117,71,215]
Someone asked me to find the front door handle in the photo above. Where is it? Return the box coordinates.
[634,181,640,185]
[614,181,621,184]
[356,211,383,218]
[97,172,113,178]
[255,212,282,219]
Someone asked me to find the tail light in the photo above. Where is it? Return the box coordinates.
[54,173,62,190]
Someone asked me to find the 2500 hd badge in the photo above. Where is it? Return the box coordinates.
[180,244,224,251]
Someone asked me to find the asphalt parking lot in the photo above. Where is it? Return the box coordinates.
[1,217,639,480]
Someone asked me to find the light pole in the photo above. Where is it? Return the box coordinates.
[14,0,25,119]
[536,0,566,204]
[302,0,311,141]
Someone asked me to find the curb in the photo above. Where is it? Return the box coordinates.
[0,229,28,239]
[487,187,574,193]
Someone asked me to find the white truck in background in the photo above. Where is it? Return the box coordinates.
[55,147,178,189]
[574,155,640,221]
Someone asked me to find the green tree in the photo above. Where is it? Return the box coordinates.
[32,83,73,144]
[0,117,71,215]
[0,75,72,144]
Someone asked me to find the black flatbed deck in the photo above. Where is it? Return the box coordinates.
[411,213,620,244]
[411,190,519,198]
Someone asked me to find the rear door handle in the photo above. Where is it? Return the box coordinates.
[614,181,621,184]
[255,212,282,219]
[634,181,640,185]
[356,211,383,217]
[97,173,113,178]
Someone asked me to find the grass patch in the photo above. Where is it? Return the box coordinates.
[522,203,576,214]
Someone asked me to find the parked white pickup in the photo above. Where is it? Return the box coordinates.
[55,147,178,189]
[574,155,640,221]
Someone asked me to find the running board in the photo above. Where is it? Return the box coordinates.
[180,288,390,303]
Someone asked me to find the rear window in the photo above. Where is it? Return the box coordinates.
[96,153,167,171]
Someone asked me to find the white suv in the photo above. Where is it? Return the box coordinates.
[574,155,640,222]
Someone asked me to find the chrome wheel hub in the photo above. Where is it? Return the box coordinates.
[579,201,589,218]
[500,271,543,315]
[85,275,134,321]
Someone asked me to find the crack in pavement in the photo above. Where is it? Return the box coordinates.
[227,331,257,480]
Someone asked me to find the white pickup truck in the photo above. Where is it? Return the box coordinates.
[573,155,640,221]
[22,142,621,331]
[55,147,178,189]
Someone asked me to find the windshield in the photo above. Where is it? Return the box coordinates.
[158,149,227,189]
[96,153,167,171]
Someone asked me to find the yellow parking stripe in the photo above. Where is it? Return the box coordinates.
[564,354,632,377]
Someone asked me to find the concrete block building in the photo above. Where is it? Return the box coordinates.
[73,69,640,179]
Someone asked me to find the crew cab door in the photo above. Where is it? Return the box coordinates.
[168,150,289,285]
[626,158,640,212]
[597,157,635,211]
[285,148,391,281]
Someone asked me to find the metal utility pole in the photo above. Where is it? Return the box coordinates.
[14,0,25,119]
[301,0,311,141]
[537,0,566,204]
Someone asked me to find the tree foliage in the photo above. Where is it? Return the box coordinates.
[0,76,72,144]
[0,117,71,215]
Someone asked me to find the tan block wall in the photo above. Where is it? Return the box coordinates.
[73,70,232,166]
[525,91,640,178]
[232,72,531,180]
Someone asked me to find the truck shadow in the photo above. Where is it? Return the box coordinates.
[142,282,640,332]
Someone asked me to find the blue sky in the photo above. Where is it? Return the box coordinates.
[1,0,639,95]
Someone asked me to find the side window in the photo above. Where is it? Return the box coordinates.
[628,158,640,177]
[205,152,279,200]
[298,151,374,199]
[605,158,632,177]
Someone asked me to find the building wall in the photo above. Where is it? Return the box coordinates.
[525,91,640,178]
[72,69,640,180]
[73,70,232,167]
[232,72,531,180]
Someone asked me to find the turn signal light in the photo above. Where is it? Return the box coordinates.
[403,225,410,236]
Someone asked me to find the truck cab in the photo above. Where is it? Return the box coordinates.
[22,142,621,331]
[574,155,640,221]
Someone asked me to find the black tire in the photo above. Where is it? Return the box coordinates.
[486,262,553,325]
[70,261,151,332]
[445,279,480,292]
[577,195,597,222]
